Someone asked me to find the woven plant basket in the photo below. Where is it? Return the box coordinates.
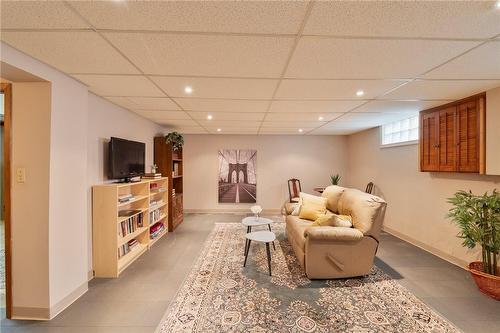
[468,262,500,301]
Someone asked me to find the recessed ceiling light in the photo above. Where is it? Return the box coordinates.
[318,116,324,121]
[356,90,364,97]
[184,86,193,94]
[298,128,303,133]
[496,1,500,8]
[217,128,222,132]
[207,114,213,120]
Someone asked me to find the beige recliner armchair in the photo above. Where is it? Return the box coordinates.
[285,185,387,279]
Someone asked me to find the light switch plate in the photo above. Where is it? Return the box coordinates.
[16,168,26,183]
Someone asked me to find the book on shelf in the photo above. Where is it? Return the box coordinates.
[118,212,144,237]
[142,173,162,179]
[118,209,141,217]
[150,222,165,239]
[150,199,164,209]
[118,238,140,258]
[173,163,180,177]
[150,208,162,224]
[118,194,135,203]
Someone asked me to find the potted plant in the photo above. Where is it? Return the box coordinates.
[165,132,184,151]
[447,190,500,300]
[330,174,341,185]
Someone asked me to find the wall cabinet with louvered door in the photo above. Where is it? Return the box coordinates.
[419,93,485,173]
[420,111,439,171]
[457,100,480,172]
[438,106,457,172]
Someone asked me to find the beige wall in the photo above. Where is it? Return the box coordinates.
[346,128,500,267]
[183,134,348,212]
[11,82,51,316]
[3,42,90,318]
[486,86,500,175]
[86,93,163,273]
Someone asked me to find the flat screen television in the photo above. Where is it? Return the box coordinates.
[108,137,145,181]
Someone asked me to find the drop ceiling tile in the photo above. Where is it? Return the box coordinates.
[1,32,139,74]
[264,112,343,122]
[151,77,278,99]
[166,126,207,134]
[197,120,262,128]
[382,79,500,100]
[286,37,478,79]
[261,121,323,128]
[424,42,500,79]
[310,112,419,135]
[259,128,314,134]
[156,119,199,128]
[310,127,360,135]
[73,75,164,96]
[1,1,89,29]
[133,110,191,120]
[175,98,269,113]
[106,97,180,110]
[304,1,500,39]
[188,112,266,121]
[105,33,294,77]
[333,112,417,127]
[353,100,454,114]
[269,100,363,113]
[206,128,260,135]
[72,1,307,34]
[276,79,407,100]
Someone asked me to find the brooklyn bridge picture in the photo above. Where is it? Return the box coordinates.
[218,149,257,203]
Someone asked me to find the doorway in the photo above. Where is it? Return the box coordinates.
[0,82,12,319]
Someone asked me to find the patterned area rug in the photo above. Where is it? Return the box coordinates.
[156,222,459,333]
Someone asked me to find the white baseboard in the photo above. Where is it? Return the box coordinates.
[383,226,469,270]
[49,280,88,319]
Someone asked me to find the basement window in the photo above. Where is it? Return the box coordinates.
[381,115,419,147]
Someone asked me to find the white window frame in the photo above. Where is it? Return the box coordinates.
[380,115,419,148]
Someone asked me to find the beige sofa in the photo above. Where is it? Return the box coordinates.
[285,185,387,279]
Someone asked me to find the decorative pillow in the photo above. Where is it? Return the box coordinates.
[299,206,323,221]
[311,213,353,227]
[332,214,353,228]
[297,192,327,221]
[311,214,334,226]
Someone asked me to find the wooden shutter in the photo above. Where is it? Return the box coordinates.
[420,111,439,171]
[438,106,457,172]
[457,100,479,172]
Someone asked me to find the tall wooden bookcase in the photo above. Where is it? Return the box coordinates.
[154,137,184,231]
[92,178,168,278]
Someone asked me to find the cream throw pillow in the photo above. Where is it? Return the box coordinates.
[297,192,327,221]
[310,212,353,227]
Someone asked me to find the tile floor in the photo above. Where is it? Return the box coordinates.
[1,213,499,332]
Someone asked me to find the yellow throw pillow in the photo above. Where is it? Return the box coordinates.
[296,192,328,221]
[310,213,353,227]
[300,192,327,211]
[299,206,323,221]
[311,214,334,226]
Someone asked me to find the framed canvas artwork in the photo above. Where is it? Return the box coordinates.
[218,149,256,203]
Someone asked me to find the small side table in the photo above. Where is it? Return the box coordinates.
[243,231,276,276]
[241,216,275,251]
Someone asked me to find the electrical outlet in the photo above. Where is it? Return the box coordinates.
[16,168,26,183]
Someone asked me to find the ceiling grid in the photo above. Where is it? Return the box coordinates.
[1,0,499,135]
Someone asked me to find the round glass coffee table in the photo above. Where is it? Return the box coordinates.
[243,230,276,276]
[241,216,275,251]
